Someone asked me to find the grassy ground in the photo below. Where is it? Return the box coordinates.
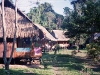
[0,49,100,75]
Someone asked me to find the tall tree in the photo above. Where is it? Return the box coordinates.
[62,6,87,51]
[81,0,100,37]
[2,0,7,69]
[80,0,100,61]
[2,0,17,70]
[27,2,64,30]
[63,0,100,51]
[63,7,71,17]
[56,14,64,29]
[45,11,55,29]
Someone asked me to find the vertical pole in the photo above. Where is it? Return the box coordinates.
[2,0,7,64]
[8,0,17,64]
[15,0,17,26]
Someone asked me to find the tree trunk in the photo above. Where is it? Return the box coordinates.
[5,62,9,70]
[2,0,7,66]
[8,0,17,64]
[75,35,80,52]
[54,49,57,55]
[2,0,17,70]
[76,45,79,52]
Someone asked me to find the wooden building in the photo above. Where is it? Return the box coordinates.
[51,30,70,48]
[34,24,57,51]
[33,24,70,50]
[0,0,43,61]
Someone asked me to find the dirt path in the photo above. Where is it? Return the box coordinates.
[0,64,44,69]
[53,67,62,75]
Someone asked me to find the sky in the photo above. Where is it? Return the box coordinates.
[16,0,73,15]
[0,0,74,15]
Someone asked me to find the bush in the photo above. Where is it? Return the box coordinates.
[86,43,100,62]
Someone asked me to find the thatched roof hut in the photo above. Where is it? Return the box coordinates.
[34,23,57,41]
[0,0,39,38]
[51,30,70,41]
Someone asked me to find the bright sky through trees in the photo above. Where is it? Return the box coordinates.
[0,0,73,15]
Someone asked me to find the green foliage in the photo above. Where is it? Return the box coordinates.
[82,67,94,75]
[41,50,97,75]
[27,2,64,30]
[0,68,53,75]
[63,9,87,49]
[63,7,71,16]
[66,0,100,34]
[55,44,60,50]
[81,0,100,33]
[62,6,87,47]
[63,10,86,38]
[86,43,100,62]
[63,0,100,50]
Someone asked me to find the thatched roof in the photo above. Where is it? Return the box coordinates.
[51,30,70,41]
[34,24,57,41]
[0,0,38,38]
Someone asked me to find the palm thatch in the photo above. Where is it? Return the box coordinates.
[34,23,57,41]
[51,30,70,41]
[0,0,38,38]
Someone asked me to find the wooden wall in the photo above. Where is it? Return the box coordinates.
[0,38,42,59]
[0,42,13,58]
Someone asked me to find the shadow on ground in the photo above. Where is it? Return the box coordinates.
[0,69,40,75]
[41,52,100,73]
[42,53,84,70]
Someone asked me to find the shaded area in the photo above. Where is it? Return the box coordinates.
[42,53,84,71]
[41,52,100,73]
[0,64,52,75]
[0,58,27,65]
[0,50,100,75]
[54,54,84,71]
[0,69,39,75]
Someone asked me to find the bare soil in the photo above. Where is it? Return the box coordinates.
[0,59,44,69]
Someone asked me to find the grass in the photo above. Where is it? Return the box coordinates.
[0,68,53,75]
[41,50,85,75]
[0,49,100,75]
